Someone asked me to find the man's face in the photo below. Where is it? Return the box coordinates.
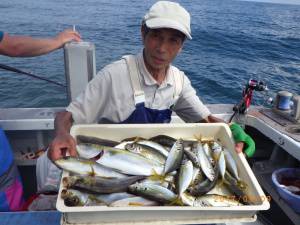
[142,28,184,72]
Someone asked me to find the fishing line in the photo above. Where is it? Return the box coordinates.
[0,63,66,88]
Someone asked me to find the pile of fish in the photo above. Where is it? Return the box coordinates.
[55,134,249,207]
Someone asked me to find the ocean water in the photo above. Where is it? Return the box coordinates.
[0,0,299,108]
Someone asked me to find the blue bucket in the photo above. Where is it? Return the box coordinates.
[272,168,300,214]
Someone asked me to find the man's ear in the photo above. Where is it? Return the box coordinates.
[178,46,183,54]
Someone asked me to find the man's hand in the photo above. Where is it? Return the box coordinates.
[230,123,255,157]
[54,29,81,48]
[48,133,77,161]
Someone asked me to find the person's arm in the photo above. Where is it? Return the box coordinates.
[0,29,81,57]
[48,111,78,161]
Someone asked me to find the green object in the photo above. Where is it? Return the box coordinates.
[230,123,255,157]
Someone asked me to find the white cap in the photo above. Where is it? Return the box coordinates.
[143,1,192,40]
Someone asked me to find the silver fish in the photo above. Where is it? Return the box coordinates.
[203,143,214,164]
[183,148,201,168]
[61,189,107,207]
[136,140,169,158]
[195,142,215,181]
[76,143,103,159]
[109,196,159,207]
[224,148,240,180]
[125,142,166,165]
[177,160,194,196]
[164,139,184,175]
[211,141,223,161]
[129,183,177,204]
[188,164,219,197]
[224,171,248,204]
[194,194,242,207]
[63,175,145,194]
[55,156,126,178]
[96,147,163,176]
[218,151,226,180]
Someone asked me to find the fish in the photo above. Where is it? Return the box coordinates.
[207,181,233,196]
[190,167,205,186]
[136,140,169,158]
[194,194,242,207]
[63,175,146,194]
[188,163,220,197]
[224,171,248,204]
[149,135,176,148]
[183,148,201,168]
[195,142,215,181]
[54,156,126,178]
[203,143,214,165]
[218,151,226,180]
[61,189,107,207]
[180,192,196,206]
[128,183,177,204]
[177,160,194,196]
[96,147,164,176]
[224,148,240,180]
[76,143,103,159]
[109,196,159,207]
[76,135,120,147]
[163,139,184,175]
[125,142,166,164]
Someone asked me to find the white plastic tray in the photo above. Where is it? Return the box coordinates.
[57,123,270,224]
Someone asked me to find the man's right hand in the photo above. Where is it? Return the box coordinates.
[48,133,77,161]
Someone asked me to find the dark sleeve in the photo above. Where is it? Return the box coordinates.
[0,31,4,42]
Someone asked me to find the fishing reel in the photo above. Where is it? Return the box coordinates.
[229,79,267,122]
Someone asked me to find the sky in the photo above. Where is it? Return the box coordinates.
[240,0,300,5]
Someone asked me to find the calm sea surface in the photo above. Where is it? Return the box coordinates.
[0,0,299,108]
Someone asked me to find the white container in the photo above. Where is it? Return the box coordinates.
[57,123,270,225]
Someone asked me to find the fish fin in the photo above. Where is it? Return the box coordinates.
[193,134,202,142]
[88,165,96,176]
[149,169,166,182]
[237,180,248,190]
[168,196,184,206]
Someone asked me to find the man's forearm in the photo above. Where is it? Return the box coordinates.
[4,35,62,57]
[54,111,73,136]
[199,114,225,123]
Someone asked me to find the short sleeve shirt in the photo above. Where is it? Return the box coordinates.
[66,52,211,124]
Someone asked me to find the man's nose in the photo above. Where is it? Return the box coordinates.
[157,39,168,53]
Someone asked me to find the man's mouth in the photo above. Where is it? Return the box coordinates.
[152,56,165,64]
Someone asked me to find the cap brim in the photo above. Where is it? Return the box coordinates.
[145,18,192,40]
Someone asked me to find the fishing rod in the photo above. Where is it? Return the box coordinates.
[0,63,66,88]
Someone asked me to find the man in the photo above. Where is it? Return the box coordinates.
[0,28,81,211]
[48,1,255,161]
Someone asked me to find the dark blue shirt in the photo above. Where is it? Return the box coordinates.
[0,31,3,42]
